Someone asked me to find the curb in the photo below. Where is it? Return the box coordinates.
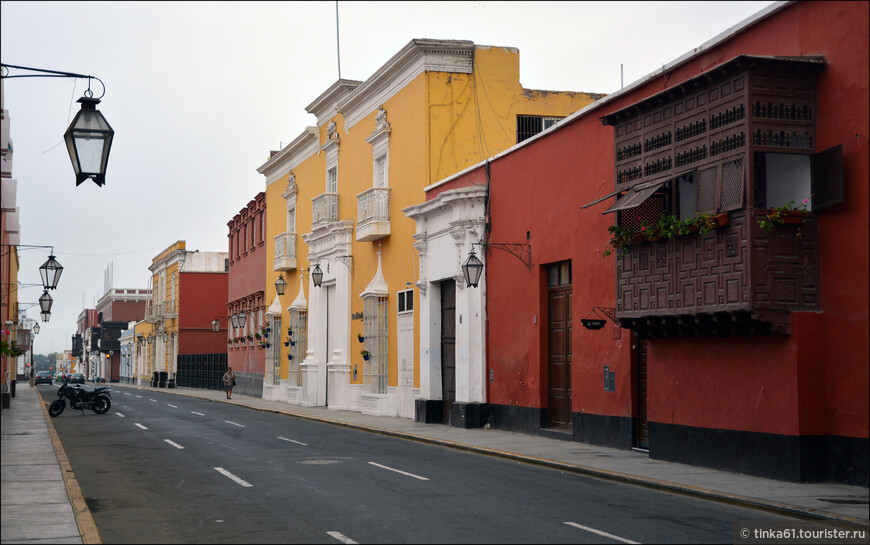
[111,383,870,530]
[36,387,103,544]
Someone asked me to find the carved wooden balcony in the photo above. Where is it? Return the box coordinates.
[356,187,391,242]
[615,210,819,337]
[273,232,297,271]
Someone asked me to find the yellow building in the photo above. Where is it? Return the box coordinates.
[258,39,603,416]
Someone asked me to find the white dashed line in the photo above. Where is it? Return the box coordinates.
[214,467,252,487]
[115,412,125,418]
[191,411,205,416]
[149,399,158,402]
[327,531,357,544]
[164,439,184,449]
[123,392,130,396]
[135,423,148,430]
[167,404,177,408]
[564,522,639,544]
[277,436,308,446]
[367,462,429,481]
[135,395,142,398]
[225,420,245,427]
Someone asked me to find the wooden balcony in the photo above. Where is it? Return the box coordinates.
[616,210,819,337]
[356,187,391,242]
[273,232,297,271]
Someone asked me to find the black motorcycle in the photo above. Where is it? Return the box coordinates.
[48,377,112,416]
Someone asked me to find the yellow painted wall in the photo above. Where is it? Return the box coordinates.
[265,43,601,391]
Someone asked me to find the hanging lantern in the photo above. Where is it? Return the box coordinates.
[39,254,63,290]
[64,97,114,187]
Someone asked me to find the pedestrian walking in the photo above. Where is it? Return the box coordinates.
[223,367,236,399]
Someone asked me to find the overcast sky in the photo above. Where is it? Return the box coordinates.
[2,1,774,354]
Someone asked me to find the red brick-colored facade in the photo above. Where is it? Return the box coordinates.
[178,271,228,355]
[435,1,868,484]
[227,192,267,395]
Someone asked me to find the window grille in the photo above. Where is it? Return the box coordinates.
[363,296,388,394]
[287,310,307,386]
[397,289,413,313]
[517,115,563,143]
[268,315,281,385]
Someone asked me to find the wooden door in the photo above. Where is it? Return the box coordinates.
[547,262,573,431]
[440,280,456,425]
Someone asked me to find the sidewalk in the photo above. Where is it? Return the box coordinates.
[3,382,867,545]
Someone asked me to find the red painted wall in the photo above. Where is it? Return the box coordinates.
[480,1,867,440]
[178,271,228,355]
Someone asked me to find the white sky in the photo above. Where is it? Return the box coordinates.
[2,0,774,354]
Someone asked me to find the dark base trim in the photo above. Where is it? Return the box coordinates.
[415,399,443,423]
[574,412,635,450]
[649,421,869,486]
[450,402,489,429]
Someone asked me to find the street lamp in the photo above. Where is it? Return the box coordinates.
[311,264,324,288]
[212,318,220,332]
[33,323,40,334]
[64,97,115,187]
[39,254,63,290]
[461,248,484,288]
[1,63,114,187]
[275,274,287,296]
[38,291,53,313]
[40,311,51,322]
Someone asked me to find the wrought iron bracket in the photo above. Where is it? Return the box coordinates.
[474,242,531,271]
[594,307,617,322]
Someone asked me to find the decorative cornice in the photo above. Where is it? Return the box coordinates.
[257,127,319,185]
[338,39,475,131]
[305,79,363,126]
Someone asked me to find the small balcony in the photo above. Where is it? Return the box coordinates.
[356,187,391,242]
[145,304,162,324]
[312,193,339,229]
[162,300,177,320]
[274,232,297,271]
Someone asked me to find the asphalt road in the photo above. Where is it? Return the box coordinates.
[43,384,799,544]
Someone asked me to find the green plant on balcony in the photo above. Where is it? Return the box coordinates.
[1,339,24,357]
[603,212,726,258]
[757,197,810,233]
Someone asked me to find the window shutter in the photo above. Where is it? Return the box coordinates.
[719,158,745,212]
[811,144,844,211]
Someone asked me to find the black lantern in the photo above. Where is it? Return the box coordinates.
[230,313,239,328]
[39,253,63,290]
[462,248,484,288]
[38,290,53,313]
[275,274,287,296]
[236,311,247,329]
[64,97,114,187]
[40,311,51,322]
[212,318,220,332]
[311,264,323,288]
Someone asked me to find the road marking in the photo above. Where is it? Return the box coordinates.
[167,404,177,408]
[564,522,639,544]
[327,531,357,544]
[135,423,148,430]
[225,420,245,427]
[277,436,308,446]
[123,392,130,396]
[214,467,252,487]
[115,412,125,418]
[367,462,429,481]
[149,399,158,402]
[135,395,142,398]
[191,411,205,416]
[164,439,185,449]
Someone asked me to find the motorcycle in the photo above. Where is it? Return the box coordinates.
[48,377,112,417]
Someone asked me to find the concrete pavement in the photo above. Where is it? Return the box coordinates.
[3,381,867,544]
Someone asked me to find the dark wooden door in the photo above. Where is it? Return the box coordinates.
[440,280,456,425]
[547,262,572,431]
[636,337,649,449]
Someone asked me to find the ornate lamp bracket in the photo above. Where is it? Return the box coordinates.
[473,242,532,271]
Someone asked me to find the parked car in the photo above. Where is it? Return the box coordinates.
[34,371,53,385]
[70,373,85,384]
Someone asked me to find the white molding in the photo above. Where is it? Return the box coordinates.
[305,79,363,126]
[257,127,319,186]
[338,39,474,131]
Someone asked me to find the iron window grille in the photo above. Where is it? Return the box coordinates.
[363,295,388,394]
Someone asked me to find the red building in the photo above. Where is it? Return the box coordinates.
[227,192,267,397]
[425,1,868,485]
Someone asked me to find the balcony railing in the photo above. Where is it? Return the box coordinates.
[312,193,339,229]
[356,187,391,242]
[145,299,177,323]
[273,232,297,271]
[162,299,177,319]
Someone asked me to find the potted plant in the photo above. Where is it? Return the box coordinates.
[287,328,292,336]
[757,197,811,232]
[246,334,253,341]
[284,341,290,347]
[361,350,370,361]
[357,333,364,343]
[255,332,261,340]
